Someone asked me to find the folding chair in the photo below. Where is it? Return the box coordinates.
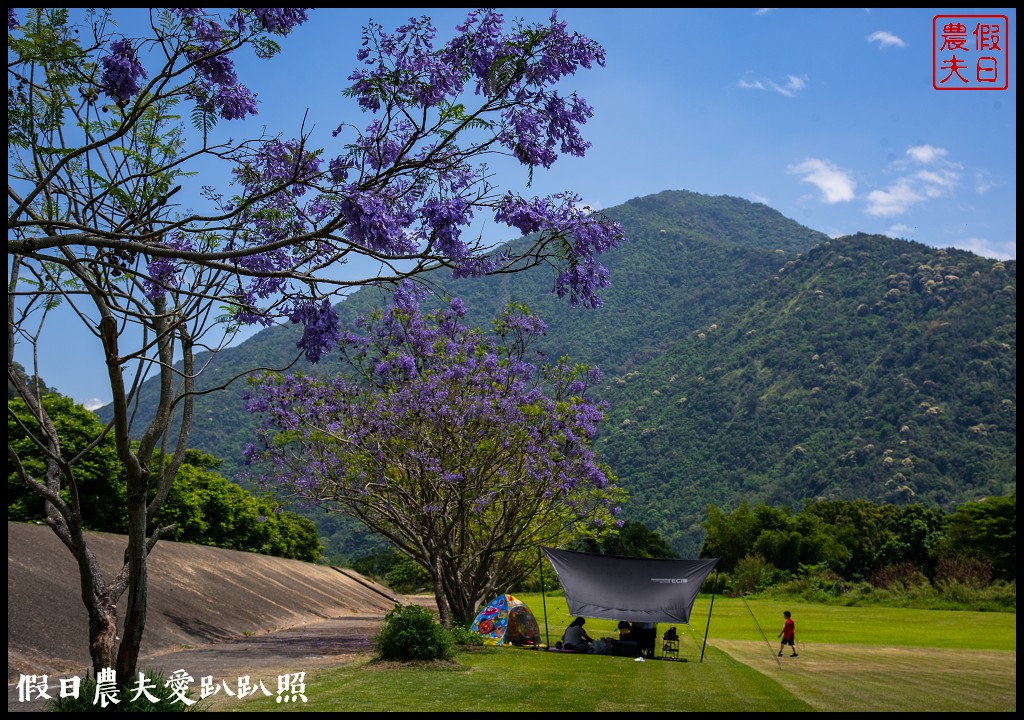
[662,628,680,659]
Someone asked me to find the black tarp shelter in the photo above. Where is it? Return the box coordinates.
[541,546,720,659]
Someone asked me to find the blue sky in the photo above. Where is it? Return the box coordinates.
[11,8,1017,409]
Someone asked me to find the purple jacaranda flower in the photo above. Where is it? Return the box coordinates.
[254,8,310,35]
[143,257,177,301]
[100,39,147,104]
[170,8,204,20]
[288,298,342,364]
[215,84,258,120]
[8,8,18,29]
[142,233,195,300]
[247,284,620,547]
[196,52,237,87]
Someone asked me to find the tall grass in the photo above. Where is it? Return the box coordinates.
[761,571,1017,612]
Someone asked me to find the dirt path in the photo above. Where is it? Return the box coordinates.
[9,614,387,712]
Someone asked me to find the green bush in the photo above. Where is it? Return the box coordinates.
[731,554,780,595]
[448,621,485,647]
[701,570,730,595]
[373,604,454,662]
[45,669,208,712]
[767,568,852,602]
[383,555,432,594]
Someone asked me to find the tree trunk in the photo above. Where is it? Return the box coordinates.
[430,559,452,628]
[115,468,150,681]
[87,603,119,676]
[65,520,125,676]
[72,539,122,675]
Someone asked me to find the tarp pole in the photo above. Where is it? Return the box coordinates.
[741,593,782,669]
[539,547,550,649]
[700,567,719,663]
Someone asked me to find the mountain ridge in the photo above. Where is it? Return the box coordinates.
[97,189,1017,558]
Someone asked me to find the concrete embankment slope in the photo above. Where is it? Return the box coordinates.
[7,521,404,683]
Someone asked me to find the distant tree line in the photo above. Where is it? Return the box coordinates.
[8,395,321,562]
[699,495,1015,593]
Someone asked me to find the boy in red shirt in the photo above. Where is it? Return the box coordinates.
[777,610,798,657]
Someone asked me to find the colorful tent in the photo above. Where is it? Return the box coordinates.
[470,594,542,646]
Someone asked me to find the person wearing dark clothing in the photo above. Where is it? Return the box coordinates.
[634,621,657,658]
[617,620,634,642]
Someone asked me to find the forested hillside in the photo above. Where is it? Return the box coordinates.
[97,190,1016,558]
[596,233,1016,553]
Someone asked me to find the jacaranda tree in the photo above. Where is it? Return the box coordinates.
[246,282,626,626]
[7,8,623,678]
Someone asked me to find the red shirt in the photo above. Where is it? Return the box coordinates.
[782,618,795,640]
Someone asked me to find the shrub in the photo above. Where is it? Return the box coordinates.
[373,604,454,662]
[448,621,485,647]
[45,669,208,712]
[732,554,780,595]
[972,580,1018,612]
[869,563,930,590]
[770,568,852,602]
[935,554,993,588]
[384,555,432,594]
[701,571,730,596]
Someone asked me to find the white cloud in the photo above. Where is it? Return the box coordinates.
[83,398,105,412]
[915,168,959,196]
[878,226,1016,261]
[740,74,808,97]
[754,8,776,16]
[949,237,1016,261]
[864,145,963,217]
[787,158,857,203]
[885,223,916,239]
[867,31,907,49]
[749,192,770,205]
[973,170,996,195]
[905,144,948,164]
[865,179,924,217]
[767,75,808,97]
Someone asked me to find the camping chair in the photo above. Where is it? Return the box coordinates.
[661,627,679,659]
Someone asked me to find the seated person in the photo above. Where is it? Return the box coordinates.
[561,616,594,653]
[617,620,634,642]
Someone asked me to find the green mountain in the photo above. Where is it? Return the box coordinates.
[97,190,1017,558]
[595,232,1016,553]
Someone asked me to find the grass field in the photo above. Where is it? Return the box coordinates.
[211,595,1016,713]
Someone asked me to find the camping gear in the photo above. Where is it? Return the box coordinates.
[612,640,638,657]
[541,547,718,624]
[662,628,680,659]
[471,593,542,646]
[541,546,720,661]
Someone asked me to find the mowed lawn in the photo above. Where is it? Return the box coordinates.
[689,597,1016,712]
[214,596,1016,713]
